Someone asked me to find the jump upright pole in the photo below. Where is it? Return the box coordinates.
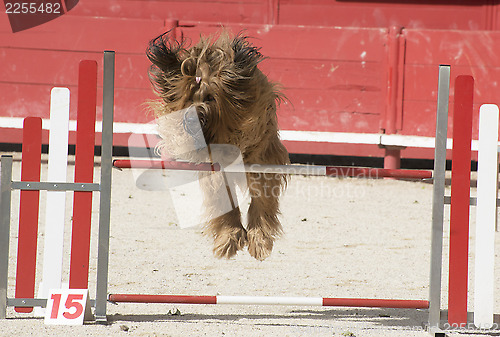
[0,156,13,319]
[14,117,42,313]
[38,87,70,311]
[428,65,450,331]
[95,50,115,324]
[448,75,474,326]
[474,104,499,329]
[69,60,98,290]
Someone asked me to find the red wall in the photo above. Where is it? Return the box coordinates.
[1,0,500,159]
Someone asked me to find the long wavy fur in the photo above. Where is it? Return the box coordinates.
[146,30,290,261]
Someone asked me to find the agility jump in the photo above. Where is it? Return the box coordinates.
[0,57,498,335]
[0,52,115,322]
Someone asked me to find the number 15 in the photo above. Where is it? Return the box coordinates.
[50,293,84,319]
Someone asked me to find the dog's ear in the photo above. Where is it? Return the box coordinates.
[146,31,184,98]
[147,30,183,74]
[231,35,264,76]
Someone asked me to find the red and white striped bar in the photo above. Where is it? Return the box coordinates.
[113,159,432,180]
[108,294,429,309]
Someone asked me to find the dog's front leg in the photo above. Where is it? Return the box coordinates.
[200,171,247,259]
[246,172,284,260]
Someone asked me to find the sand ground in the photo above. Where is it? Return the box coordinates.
[1,153,500,336]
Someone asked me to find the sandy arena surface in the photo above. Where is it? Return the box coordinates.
[1,153,500,336]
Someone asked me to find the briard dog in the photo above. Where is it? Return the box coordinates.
[146,30,290,260]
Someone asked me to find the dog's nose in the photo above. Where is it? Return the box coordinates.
[184,115,199,134]
[183,108,201,136]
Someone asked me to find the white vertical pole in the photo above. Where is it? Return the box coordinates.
[36,88,70,315]
[474,104,499,329]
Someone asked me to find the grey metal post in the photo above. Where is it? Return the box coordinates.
[0,156,13,319]
[95,51,115,323]
[428,65,451,332]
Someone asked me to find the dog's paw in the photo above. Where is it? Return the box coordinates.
[247,229,274,261]
[213,228,248,259]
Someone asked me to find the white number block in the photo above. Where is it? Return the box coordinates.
[44,289,93,325]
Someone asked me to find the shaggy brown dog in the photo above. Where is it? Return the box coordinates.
[147,30,290,260]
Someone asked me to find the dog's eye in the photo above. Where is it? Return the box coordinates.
[206,94,215,102]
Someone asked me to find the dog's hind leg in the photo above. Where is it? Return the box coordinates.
[246,172,285,260]
[200,171,247,259]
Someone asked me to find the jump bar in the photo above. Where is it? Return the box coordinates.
[108,294,429,309]
[113,160,432,180]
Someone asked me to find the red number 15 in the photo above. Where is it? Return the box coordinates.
[50,293,84,319]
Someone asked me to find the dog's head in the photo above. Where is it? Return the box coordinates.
[147,30,279,148]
